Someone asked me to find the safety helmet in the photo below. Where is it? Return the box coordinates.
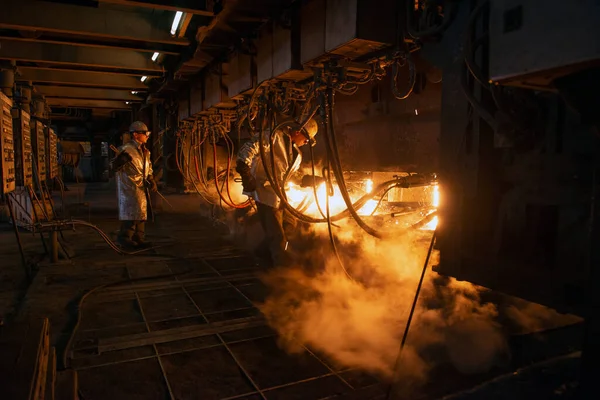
[129,121,150,135]
[303,118,318,139]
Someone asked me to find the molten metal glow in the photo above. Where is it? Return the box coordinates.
[421,184,440,231]
[285,182,377,218]
[365,179,373,194]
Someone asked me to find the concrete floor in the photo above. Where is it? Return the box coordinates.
[0,182,584,400]
[1,183,386,399]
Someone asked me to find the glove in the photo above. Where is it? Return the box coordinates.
[301,175,326,188]
[110,151,133,172]
[236,160,257,192]
[146,177,158,193]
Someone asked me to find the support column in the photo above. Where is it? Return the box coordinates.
[0,66,15,97]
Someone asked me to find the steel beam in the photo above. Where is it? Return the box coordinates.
[17,68,148,90]
[98,0,214,16]
[0,35,181,55]
[35,86,141,101]
[0,40,163,72]
[0,1,190,46]
[45,98,131,109]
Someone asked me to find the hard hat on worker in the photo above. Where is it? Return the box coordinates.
[129,121,150,135]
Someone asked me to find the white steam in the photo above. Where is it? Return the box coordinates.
[259,222,510,384]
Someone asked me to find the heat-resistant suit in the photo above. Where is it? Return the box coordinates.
[237,129,301,266]
[115,140,153,242]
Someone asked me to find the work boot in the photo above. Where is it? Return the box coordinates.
[132,222,151,248]
[133,238,153,249]
[117,236,138,249]
[118,221,138,249]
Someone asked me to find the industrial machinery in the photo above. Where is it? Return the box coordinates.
[0,91,15,195]
[31,120,46,184]
[12,108,33,187]
[46,127,58,180]
[431,0,600,316]
[1,0,599,397]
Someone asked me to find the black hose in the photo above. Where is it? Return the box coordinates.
[392,54,416,100]
[61,266,193,369]
[406,0,457,39]
[259,115,409,225]
[321,88,388,238]
[69,220,160,256]
[460,64,497,130]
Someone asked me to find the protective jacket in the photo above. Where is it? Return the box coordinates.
[115,140,153,221]
[237,128,301,209]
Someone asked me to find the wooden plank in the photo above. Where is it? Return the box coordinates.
[54,370,78,400]
[45,347,56,400]
[0,318,50,400]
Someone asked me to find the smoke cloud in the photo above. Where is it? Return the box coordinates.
[258,221,510,385]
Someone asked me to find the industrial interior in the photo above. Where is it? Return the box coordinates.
[0,0,598,399]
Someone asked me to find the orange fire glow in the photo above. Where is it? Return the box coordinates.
[421,184,439,231]
[286,180,440,227]
[285,182,377,218]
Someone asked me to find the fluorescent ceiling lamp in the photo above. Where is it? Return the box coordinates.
[171,11,183,35]
[141,76,147,82]
[152,52,160,62]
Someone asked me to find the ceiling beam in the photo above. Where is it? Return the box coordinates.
[0,39,163,73]
[0,0,190,46]
[0,35,181,55]
[46,98,132,110]
[35,86,141,101]
[17,67,149,90]
[98,0,214,16]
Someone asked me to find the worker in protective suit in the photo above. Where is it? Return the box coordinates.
[111,121,158,248]
[236,119,319,267]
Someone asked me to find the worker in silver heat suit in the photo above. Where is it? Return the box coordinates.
[112,121,158,248]
[236,119,319,267]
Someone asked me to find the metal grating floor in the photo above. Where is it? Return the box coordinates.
[70,256,383,400]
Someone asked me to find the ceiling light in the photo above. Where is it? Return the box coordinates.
[152,52,160,62]
[141,76,147,82]
[125,101,130,105]
[171,11,183,36]
[131,91,137,95]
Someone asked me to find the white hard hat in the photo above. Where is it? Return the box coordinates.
[129,121,150,134]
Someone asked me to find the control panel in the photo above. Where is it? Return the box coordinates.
[13,109,33,187]
[31,120,47,182]
[0,92,15,194]
[47,127,59,179]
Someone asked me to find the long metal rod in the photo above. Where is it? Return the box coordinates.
[386,230,437,400]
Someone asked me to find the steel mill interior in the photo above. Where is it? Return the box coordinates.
[0,1,598,399]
